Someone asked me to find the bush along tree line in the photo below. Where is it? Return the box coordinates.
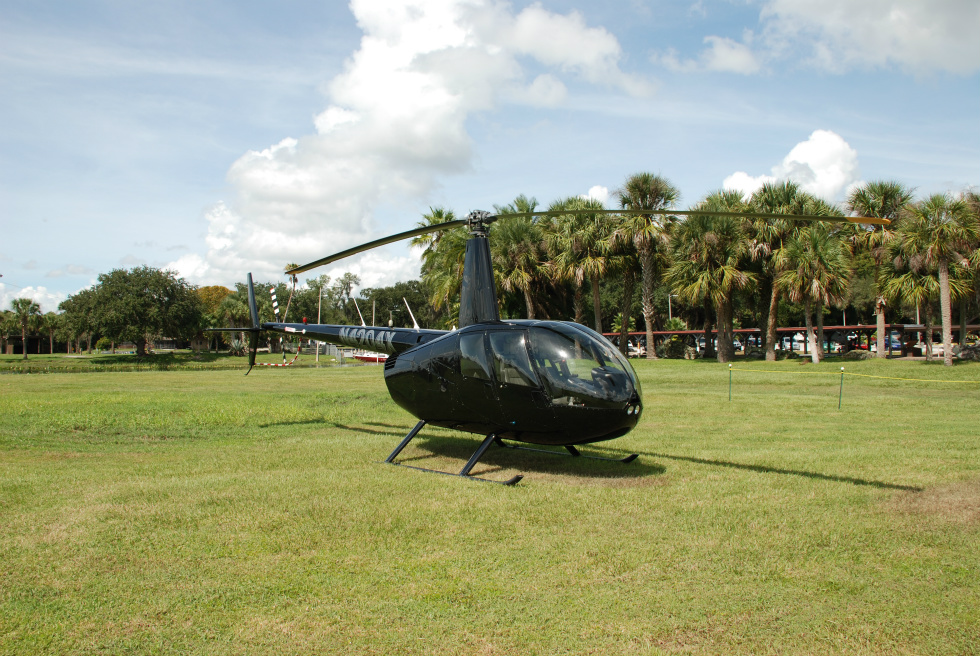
[5,176,978,366]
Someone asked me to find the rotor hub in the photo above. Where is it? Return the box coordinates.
[466,210,494,236]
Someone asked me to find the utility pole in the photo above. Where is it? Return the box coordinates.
[316,284,323,364]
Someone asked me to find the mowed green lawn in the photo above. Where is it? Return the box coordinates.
[1,358,978,654]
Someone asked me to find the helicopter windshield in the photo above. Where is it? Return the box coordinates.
[563,323,641,396]
[528,324,636,406]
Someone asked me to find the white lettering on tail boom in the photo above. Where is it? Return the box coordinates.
[337,327,396,351]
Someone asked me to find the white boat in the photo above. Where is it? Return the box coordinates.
[353,351,388,363]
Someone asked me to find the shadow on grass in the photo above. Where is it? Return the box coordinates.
[641,451,921,491]
[257,419,403,436]
[405,435,666,480]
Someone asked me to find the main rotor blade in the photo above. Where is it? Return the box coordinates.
[286,219,469,275]
[491,208,890,226]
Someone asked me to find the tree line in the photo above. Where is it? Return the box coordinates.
[4,174,978,366]
[0,267,435,359]
[415,175,979,367]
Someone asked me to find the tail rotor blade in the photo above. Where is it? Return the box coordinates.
[247,273,260,330]
[246,330,259,375]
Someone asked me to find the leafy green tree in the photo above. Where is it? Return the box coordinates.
[358,280,432,328]
[615,173,680,359]
[196,286,232,350]
[90,266,204,357]
[847,180,915,357]
[41,311,61,354]
[10,298,41,360]
[0,310,14,354]
[546,196,614,330]
[893,194,979,365]
[59,288,98,353]
[666,190,755,363]
[333,272,362,322]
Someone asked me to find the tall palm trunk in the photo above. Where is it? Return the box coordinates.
[765,285,780,361]
[875,297,887,359]
[619,271,636,356]
[703,301,715,359]
[591,275,602,333]
[757,278,772,353]
[715,299,734,363]
[924,307,935,362]
[938,259,953,366]
[573,285,584,324]
[804,300,819,364]
[639,243,658,359]
[816,299,826,359]
[20,325,27,360]
[959,297,967,347]
[522,288,535,320]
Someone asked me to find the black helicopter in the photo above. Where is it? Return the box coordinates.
[222,208,887,485]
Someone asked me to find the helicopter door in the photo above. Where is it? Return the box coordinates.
[454,332,497,432]
[486,330,554,435]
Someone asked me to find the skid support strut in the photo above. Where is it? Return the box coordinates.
[493,438,638,463]
[384,422,523,486]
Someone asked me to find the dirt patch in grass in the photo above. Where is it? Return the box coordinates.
[891,478,980,525]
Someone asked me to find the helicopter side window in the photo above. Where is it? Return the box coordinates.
[424,334,459,379]
[459,333,491,381]
[487,331,539,388]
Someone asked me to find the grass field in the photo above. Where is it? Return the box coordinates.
[0,350,341,374]
[1,358,978,654]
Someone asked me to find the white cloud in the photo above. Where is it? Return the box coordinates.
[45,264,95,278]
[323,251,421,294]
[760,0,979,74]
[0,284,66,314]
[656,34,762,75]
[723,129,860,201]
[658,0,979,76]
[584,185,610,205]
[175,0,648,287]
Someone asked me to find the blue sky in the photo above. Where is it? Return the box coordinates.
[2,0,978,312]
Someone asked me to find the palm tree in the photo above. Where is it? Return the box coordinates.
[415,208,467,328]
[748,181,815,361]
[615,173,680,359]
[847,180,915,358]
[880,224,948,361]
[492,215,546,319]
[546,196,613,330]
[666,190,755,363]
[492,195,547,319]
[41,312,61,354]
[10,298,41,360]
[776,222,851,363]
[893,194,979,366]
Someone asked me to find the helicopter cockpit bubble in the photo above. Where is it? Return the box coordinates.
[527,322,640,408]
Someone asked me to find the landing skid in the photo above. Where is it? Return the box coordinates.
[493,438,638,463]
[383,420,524,486]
